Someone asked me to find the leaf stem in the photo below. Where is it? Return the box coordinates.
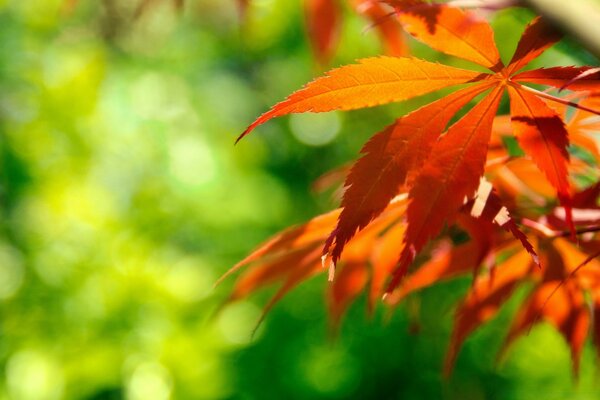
[557,225,600,237]
[522,218,600,238]
[529,248,600,334]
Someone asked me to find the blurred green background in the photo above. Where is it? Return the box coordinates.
[0,0,599,399]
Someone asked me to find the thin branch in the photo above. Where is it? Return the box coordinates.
[522,218,600,238]
[528,248,600,334]
[559,67,600,92]
[511,82,600,116]
[557,225,600,237]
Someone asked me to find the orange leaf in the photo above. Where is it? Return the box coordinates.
[369,221,406,311]
[223,199,408,326]
[492,158,556,203]
[507,86,573,231]
[567,93,600,161]
[325,201,408,322]
[238,57,485,141]
[503,281,589,375]
[396,4,503,71]
[569,93,600,125]
[491,115,513,138]
[554,238,600,279]
[387,87,503,292]
[498,240,597,374]
[228,245,322,301]
[325,83,492,264]
[444,249,533,374]
[216,209,340,286]
[328,261,369,328]
[305,0,342,64]
[354,0,408,56]
[506,16,562,75]
[390,238,494,305]
[252,247,324,331]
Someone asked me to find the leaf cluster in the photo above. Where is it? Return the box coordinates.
[225,1,600,373]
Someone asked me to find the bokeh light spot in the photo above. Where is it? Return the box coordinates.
[127,362,172,400]
[218,302,263,345]
[300,347,360,396]
[0,244,24,299]
[164,258,213,303]
[168,135,216,187]
[7,350,64,400]
[289,112,341,146]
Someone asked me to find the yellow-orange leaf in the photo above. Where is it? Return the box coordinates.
[396,4,503,71]
[238,57,486,141]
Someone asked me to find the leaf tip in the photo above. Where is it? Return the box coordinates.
[328,263,336,282]
[322,254,336,282]
[235,130,248,145]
